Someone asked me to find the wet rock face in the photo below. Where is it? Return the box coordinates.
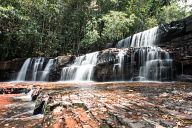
[165,34,192,77]
[0,58,26,71]
[53,55,76,81]
[0,58,25,81]
[94,48,132,81]
[0,87,29,94]
[157,16,192,78]
[94,47,175,81]
[0,84,44,127]
[56,55,75,67]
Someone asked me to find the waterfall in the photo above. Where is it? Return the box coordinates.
[40,59,54,81]
[16,26,173,82]
[32,58,45,81]
[115,26,173,81]
[131,27,158,47]
[138,47,173,81]
[60,52,99,81]
[113,50,126,80]
[116,27,159,48]
[116,37,132,48]
[17,58,31,81]
[16,58,54,81]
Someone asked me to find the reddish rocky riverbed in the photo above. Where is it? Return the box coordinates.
[0,82,192,128]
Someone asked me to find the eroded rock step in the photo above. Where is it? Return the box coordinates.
[0,83,43,128]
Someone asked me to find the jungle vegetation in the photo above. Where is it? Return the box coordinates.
[0,0,191,60]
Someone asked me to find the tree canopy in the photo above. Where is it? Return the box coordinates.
[0,0,191,60]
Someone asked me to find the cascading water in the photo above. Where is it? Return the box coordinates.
[116,37,131,48]
[115,26,173,81]
[131,27,158,47]
[60,52,99,81]
[40,59,54,81]
[16,58,31,81]
[32,58,45,81]
[138,47,173,81]
[16,26,173,82]
[16,58,54,81]
[113,50,126,80]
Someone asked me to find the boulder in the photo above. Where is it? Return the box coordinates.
[56,55,75,67]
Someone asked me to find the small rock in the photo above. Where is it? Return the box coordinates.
[172,90,179,94]
[160,120,177,128]
[4,124,9,127]
[128,112,133,115]
[159,93,169,97]
[52,106,63,116]
[128,122,146,128]
[83,125,91,128]
[120,118,135,125]
[185,125,192,128]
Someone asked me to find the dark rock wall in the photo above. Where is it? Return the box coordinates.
[93,48,176,81]
[162,16,192,77]
[94,48,136,81]
[0,58,26,81]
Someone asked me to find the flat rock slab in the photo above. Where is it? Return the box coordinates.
[0,82,192,128]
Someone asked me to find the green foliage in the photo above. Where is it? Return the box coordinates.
[80,18,100,51]
[0,0,191,60]
[145,17,158,29]
[101,11,136,41]
[157,2,187,24]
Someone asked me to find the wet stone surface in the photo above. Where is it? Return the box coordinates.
[0,82,192,128]
[0,94,43,128]
[40,82,192,128]
[0,82,43,128]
